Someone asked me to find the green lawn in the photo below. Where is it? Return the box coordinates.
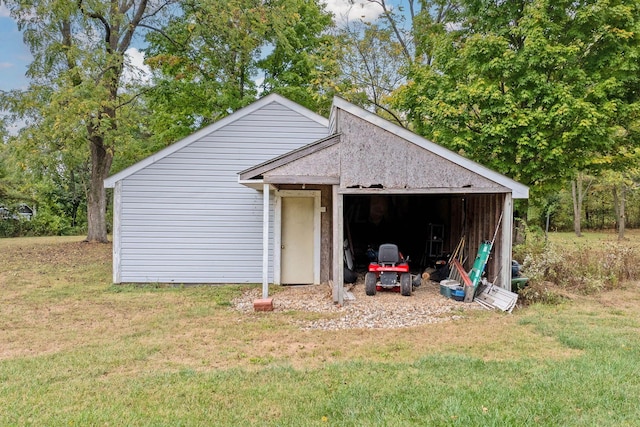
[1,236,639,426]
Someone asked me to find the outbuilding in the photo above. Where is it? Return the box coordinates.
[105,94,528,304]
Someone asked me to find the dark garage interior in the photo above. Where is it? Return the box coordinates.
[344,194,466,274]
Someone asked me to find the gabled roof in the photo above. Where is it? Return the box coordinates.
[238,133,340,181]
[329,97,529,199]
[104,94,328,188]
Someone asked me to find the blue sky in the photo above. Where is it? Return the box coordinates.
[0,5,32,92]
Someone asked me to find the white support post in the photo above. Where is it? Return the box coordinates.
[262,183,270,299]
[501,193,514,290]
[112,181,122,284]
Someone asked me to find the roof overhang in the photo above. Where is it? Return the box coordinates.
[238,133,341,182]
[338,187,512,195]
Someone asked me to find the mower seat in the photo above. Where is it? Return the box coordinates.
[378,243,400,265]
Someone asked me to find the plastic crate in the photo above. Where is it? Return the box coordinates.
[439,280,460,298]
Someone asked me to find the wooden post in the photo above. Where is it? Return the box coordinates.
[262,183,270,299]
[501,193,513,291]
[332,185,344,305]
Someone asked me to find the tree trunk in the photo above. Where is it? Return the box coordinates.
[617,184,626,241]
[86,134,113,243]
[571,178,582,237]
[85,54,120,242]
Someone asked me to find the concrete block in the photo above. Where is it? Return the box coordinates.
[253,298,274,312]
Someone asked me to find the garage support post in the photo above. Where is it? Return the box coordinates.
[501,193,514,291]
[262,183,270,299]
[332,185,344,305]
[253,183,275,311]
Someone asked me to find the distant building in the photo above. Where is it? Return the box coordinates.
[0,204,35,221]
[17,204,34,220]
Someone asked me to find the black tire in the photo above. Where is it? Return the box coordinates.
[344,267,358,284]
[400,273,412,296]
[365,272,377,296]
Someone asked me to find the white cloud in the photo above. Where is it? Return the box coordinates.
[446,22,462,32]
[0,62,14,69]
[123,47,151,85]
[322,0,384,24]
[0,5,11,18]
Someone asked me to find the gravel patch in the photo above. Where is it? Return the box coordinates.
[232,277,481,330]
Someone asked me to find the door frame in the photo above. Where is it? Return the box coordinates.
[274,190,321,285]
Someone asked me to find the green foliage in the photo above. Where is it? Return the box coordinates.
[2,0,177,241]
[334,1,460,123]
[258,0,338,112]
[0,218,20,237]
[23,208,76,236]
[393,0,640,194]
[335,21,409,124]
[512,222,548,263]
[526,186,575,231]
[143,0,337,145]
[0,206,85,238]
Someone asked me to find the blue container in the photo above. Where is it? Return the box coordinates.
[451,287,465,301]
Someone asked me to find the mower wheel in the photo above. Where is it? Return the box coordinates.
[365,272,377,296]
[400,273,412,296]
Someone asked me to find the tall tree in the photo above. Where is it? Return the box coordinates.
[336,21,408,125]
[571,173,594,237]
[2,0,176,242]
[336,1,459,121]
[257,0,338,114]
[393,0,640,194]
[143,0,337,143]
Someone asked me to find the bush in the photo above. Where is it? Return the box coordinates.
[518,281,571,305]
[514,229,640,304]
[512,223,547,263]
[0,207,85,237]
[0,218,22,237]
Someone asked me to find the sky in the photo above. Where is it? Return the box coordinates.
[0,4,31,92]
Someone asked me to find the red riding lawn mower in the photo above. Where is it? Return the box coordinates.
[364,243,412,296]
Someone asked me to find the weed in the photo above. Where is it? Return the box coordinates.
[516,230,640,303]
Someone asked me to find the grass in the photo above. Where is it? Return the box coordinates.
[2,235,640,425]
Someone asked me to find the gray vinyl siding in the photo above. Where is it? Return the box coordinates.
[117,101,328,283]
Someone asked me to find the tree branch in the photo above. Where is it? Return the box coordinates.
[140,0,175,21]
[116,86,152,109]
[371,100,407,128]
[137,23,182,48]
[367,0,412,61]
[77,0,112,53]
[118,0,149,54]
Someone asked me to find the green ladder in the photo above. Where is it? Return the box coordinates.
[468,240,493,288]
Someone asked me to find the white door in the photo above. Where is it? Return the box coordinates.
[281,196,315,284]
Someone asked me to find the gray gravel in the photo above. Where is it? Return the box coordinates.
[232,277,481,330]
